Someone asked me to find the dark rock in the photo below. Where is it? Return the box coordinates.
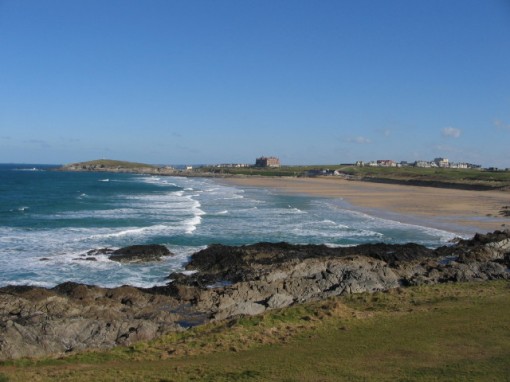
[2,231,510,360]
[176,242,425,319]
[500,206,510,217]
[435,230,510,263]
[459,230,510,246]
[109,244,173,263]
[351,243,434,266]
[87,248,114,256]
[172,232,510,320]
[183,241,435,286]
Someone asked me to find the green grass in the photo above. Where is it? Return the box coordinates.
[199,165,510,189]
[199,165,327,177]
[339,166,510,183]
[1,281,509,381]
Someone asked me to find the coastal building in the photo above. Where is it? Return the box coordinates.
[376,160,396,167]
[215,163,250,168]
[434,158,449,168]
[355,158,481,169]
[305,168,339,176]
[255,156,280,168]
[414,160,433,168]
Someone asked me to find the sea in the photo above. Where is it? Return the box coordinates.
[0,163,461,288]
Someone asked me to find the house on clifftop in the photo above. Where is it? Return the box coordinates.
[255,156,280,168]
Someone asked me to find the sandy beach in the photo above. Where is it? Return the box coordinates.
[222,177,510,235]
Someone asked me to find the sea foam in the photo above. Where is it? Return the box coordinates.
[0,168,462,288]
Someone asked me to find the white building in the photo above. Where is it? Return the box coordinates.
[434,158,449,168]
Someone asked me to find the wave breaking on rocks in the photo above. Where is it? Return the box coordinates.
[1,231,509,360]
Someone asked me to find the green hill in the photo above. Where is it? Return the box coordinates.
[62,159,157,170]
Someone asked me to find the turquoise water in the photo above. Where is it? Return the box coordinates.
[0,164,458,288]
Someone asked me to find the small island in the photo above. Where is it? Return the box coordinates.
[59,159,177,175]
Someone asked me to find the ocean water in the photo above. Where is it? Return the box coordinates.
[0,164,459,288]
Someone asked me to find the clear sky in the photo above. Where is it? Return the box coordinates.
[1,0,509,166]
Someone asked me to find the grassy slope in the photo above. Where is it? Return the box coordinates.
[200,165,510,189]
[339,166,510,187]
[1,280,509,381]
[62,161,510,189]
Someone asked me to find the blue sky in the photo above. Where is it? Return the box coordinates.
[1,0,509,166]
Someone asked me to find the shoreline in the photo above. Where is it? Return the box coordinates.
[221,176,510,235]
[2,231,510,361]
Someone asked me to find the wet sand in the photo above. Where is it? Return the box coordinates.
[222,177,510,235]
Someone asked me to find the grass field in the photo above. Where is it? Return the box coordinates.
[200,165,510,189]
[1,280,509,381]
[339,166,510,185]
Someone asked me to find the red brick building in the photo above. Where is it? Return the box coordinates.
[255,156,280,168]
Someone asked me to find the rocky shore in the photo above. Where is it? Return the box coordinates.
[1,231,509,360]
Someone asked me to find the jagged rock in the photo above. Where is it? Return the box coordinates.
[188,255,401,320]
[437,261,509,283]
[2,230,510,360]
[0,282,183,360]
[435,230,510,263]
[109,244,173,263]
[183,242,435,286]
[213,301,266,321]
[267,293,294,309]
[172,232,510,321]
[458,238,510,262]
[87,248,114,256]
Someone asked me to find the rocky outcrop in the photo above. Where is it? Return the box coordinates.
[109,244,174,263]
[193,256,401,321]
[168,232,510,321]
[1,230,509,360]
[181,241,433,285]
[0,282,185,360]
